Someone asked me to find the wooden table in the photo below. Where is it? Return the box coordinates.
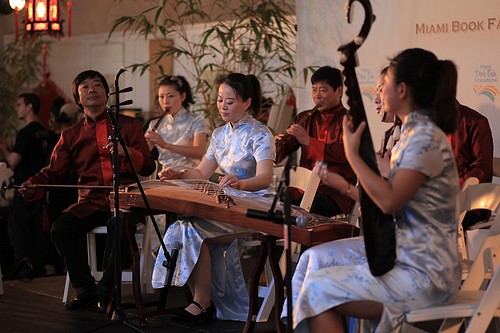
[113,180,359,331]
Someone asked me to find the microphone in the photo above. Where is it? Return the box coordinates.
[170,241,183,251]
[246,208,308,228]
[162,241,183,269]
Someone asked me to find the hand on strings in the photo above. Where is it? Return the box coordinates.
[218,174,241,189]
[286,124,310,146]
[159,167,185,181]
[342,114,366,164]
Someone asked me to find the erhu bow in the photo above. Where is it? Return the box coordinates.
[337,0,396,276]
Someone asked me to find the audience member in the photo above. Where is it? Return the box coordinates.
[47,97,66,132]
[0,93,56,279]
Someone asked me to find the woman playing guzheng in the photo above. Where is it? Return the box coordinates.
[282,48,461,333]
[152,73,275,323]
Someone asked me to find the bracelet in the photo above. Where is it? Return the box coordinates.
[343,181,352,195]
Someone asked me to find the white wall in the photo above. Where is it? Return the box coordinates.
[296,0,500,157]
[5,0,499,152]
[46,33,150,112]
[45,18,296,118]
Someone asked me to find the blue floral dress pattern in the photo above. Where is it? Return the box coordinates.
[152,113,275,321]
[148,107,208,170]
[282,110,461,333]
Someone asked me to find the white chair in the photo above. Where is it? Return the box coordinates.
[266,88,296,135]
[457,177,479,263]
[493,157,500,178]
[404,183,500,333]
[252,164,320,322]
[345,194,361,227]
[138,160,163,295]
[459,182,500,264]
[62,221,149,302]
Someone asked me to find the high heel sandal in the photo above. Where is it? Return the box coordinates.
[170,300,215,324]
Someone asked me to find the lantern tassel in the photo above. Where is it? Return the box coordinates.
[67,1,72,37]
[14,9,19,41]
[42,44,48,80]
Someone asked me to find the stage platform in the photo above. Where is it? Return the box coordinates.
[0,266,276,333]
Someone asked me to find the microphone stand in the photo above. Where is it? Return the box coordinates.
[245,157,295,332]
[283,158,294,333]
[89,67,175,332]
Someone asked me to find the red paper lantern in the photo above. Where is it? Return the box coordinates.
[25,0,63,38]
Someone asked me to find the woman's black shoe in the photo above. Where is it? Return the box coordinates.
[170,301,215,324]
[64,294,96,310]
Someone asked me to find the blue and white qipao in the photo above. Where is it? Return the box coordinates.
[282,110,461,333]
[152,113,275,321]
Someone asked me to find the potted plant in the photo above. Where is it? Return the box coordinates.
[110,0,296,132]
[0,38,46,138]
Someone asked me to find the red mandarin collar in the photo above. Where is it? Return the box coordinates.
[84,109,109,124]
[319,102,344,119]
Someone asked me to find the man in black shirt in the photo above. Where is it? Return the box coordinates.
[0,93,56,278]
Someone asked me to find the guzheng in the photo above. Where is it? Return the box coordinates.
[114,179,359,246]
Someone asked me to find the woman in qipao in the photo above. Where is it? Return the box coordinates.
[282,48,462,333]
[152,73,275,323]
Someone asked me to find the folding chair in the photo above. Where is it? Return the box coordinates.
[493,157,500,178]
[250,164,320,322]
[62,221,150,302]
[404,183,500,333]
[457,177,479,265]
[457,182,500,281]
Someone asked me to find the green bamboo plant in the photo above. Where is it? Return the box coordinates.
[110,0,296,132]
[0,38,46,138]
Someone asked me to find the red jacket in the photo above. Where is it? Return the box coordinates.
[449,103,493,188]
[276,103,356,215]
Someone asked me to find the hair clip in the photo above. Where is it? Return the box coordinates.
[170,76,183,88]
